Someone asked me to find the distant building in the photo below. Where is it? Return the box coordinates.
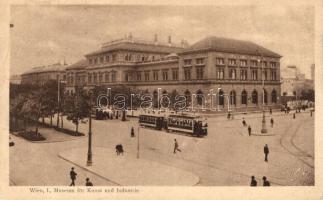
[281,64,314,100]
[10,75,21,84]
[21,63,67,85]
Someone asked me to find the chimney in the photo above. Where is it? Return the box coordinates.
[154,34,158,45]
[168,35,172,46]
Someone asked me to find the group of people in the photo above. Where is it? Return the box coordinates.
[69,167,93,186]
[243,117,274,136]
[250,176,270,186]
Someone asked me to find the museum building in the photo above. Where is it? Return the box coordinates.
[23,35,282,111]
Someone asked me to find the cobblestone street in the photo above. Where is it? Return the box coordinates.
[10,111,314,186]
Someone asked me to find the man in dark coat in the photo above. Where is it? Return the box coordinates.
[250,176,257,186]
[85,178,93,186]
[248,125,252,136]
[131,127,135,137]
[270,118,274,128]
[69,167,77,186]
[173,139,181,154]
[262,176,270,186]
[264,144,269,162]
[242,118,247,126]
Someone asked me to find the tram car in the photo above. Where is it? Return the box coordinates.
[167,114,208,137]
[138,113,208,137]
[138,114,164,130]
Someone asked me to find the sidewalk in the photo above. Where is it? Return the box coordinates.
[58,147,200,186]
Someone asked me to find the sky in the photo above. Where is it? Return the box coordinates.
[10,5,314,78]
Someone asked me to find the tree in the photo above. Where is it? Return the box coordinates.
[19,92,43,136]
[40,80,59,127]
[63,87,90,134]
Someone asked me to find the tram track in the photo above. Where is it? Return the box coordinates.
[279,117,314,169]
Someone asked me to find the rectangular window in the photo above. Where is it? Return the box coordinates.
[98,72,103,82]
[105,72,109,82]
[216,68,224,79]
[196,58,205,65]
[112,54,117,62]
[184,67,191,80]
[89,58,93,65]
[263,70,268,80]
[100,57,104,64]
[184,59,192,66]
[137,72,141,81]
[162,70,168,81]
[240,69,247,80]
[94,58,98,65]
[105,55,110,62]
[252,69,258,80]
[240,59,247,66]
[196,66,204,79]
[270,62,276,67]
[251,60,258,67]
[153,70,159,81]
[88,73,92,84]
[229,68,236,79]
[144,71,150,81]
[228,59,236,66]
[271,70,277,80]
[111,72,116,82]
[172,69,179,80]
[93,73,97,83]
[216,58,225,65]
[263,61,267,67]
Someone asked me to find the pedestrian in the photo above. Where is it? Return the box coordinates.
[269,108,272,115]
[69,167,77,186]
[310,110,313,117]
[227,112,231,119]
[131,127,135,137]
[262,176,270,186]
[242,118,247,127]
[270,118,274,128]
[173,139,181,154]
[250,176,257,186]
[85,178,93,186]
[248,125,252,136]
[264,144,269,162]
[293,113,296,119]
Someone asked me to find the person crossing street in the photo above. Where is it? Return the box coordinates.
[264,144,269,162]
[173,139,181,154]
[69,167,77,186]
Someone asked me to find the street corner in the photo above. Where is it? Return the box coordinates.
[58,147,200,186]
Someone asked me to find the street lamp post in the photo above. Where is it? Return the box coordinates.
[137,126,140,159]
[57,79,61,128]
[87,91,93,166]
[259,54,267,133]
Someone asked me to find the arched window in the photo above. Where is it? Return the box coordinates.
[229,90,236,105]
[252,90,258,104]
[219,89,224,106]
[263,89,268,104]
[272,90,277,103]
[153,90,158,108]
[184,90,191,107]
[241,90,247,105]
[196,89,204,106]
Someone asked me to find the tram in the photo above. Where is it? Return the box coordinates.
[138,114,164,130]
[167,114,208,137]
[138,113,208,137]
